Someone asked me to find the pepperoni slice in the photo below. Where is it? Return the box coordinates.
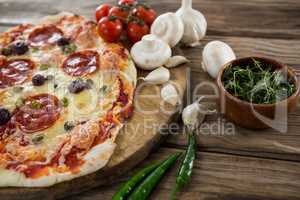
[0,58,35,88]
[0,120,16,140]
[28,25,63,47]
[15,94,61,133]
[61,50,99,76]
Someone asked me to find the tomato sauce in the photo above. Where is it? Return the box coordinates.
[64,147,84,171]
[0,120,16,140]
[6,143,85,178]
[23,164,49,179]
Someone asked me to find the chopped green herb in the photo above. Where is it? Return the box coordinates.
[1,47,12,56]
[31,100,42,109]
[32,134,44,144]
[40,64,50,71]
[54,83,58,89]
[222,59,296,104]
[99,85,108,95]
[61,97,69,107]
[31,47,39,53]
[86,79,94,89]
[15,98,24,107]
[61,43,77,55]
[13,86,24,93]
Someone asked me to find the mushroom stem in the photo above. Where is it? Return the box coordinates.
[181,0,193,9]
[143,37,156,50]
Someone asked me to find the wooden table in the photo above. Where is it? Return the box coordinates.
[1,0,300,199]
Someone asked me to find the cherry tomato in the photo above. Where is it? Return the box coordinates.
[109,6,130,23]
[97,16,123,42]
[127,20,149,43]
[118,0,136,6]
[95,4,112,22]
[132,5,157,25]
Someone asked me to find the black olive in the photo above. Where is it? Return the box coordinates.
[57,37,70,46]
[1,47,13,56]
[68,79,87,94]
[11,41,29,55]
[0,108,11,126]
[32,74,46,86]
[64,121,75,132]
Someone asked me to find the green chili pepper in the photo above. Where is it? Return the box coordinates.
[169,133,196,200]
[112,163,160,200]
[128,153,181,200]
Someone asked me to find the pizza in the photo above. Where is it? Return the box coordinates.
[0,12,137,187]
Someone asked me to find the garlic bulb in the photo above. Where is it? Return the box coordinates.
[202,40,236,79]
[130,34,172,70]
[151,12,184,47]
[164,56,189,68]
[176,0,207,47]
[182,96,216,130]
[161,83,179,106]
[182,100,201,130]
[141,67,170,84]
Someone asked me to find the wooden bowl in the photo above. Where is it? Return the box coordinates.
[216,57,300,129]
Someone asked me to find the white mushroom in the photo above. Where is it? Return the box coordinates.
[176,0,207,47]
[151,12,184,47]
[202,40,236,79]
[130,34,172,70]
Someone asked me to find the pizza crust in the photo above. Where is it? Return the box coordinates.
[0,139,115,187]
[125,59,137,86]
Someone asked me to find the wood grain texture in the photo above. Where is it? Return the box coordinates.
[0,0,300,39]
[0,0,300,199]
[64,148,300,200]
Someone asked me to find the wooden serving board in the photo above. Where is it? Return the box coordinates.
[1,66,188,200]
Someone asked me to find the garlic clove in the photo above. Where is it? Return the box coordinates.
[164,56,190,68]
[142,67,170,84]
[151,12,184,48]
[161,83,180,106]
[176,0,207,47]
[202,40,236,79]
[130,34,172,70]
